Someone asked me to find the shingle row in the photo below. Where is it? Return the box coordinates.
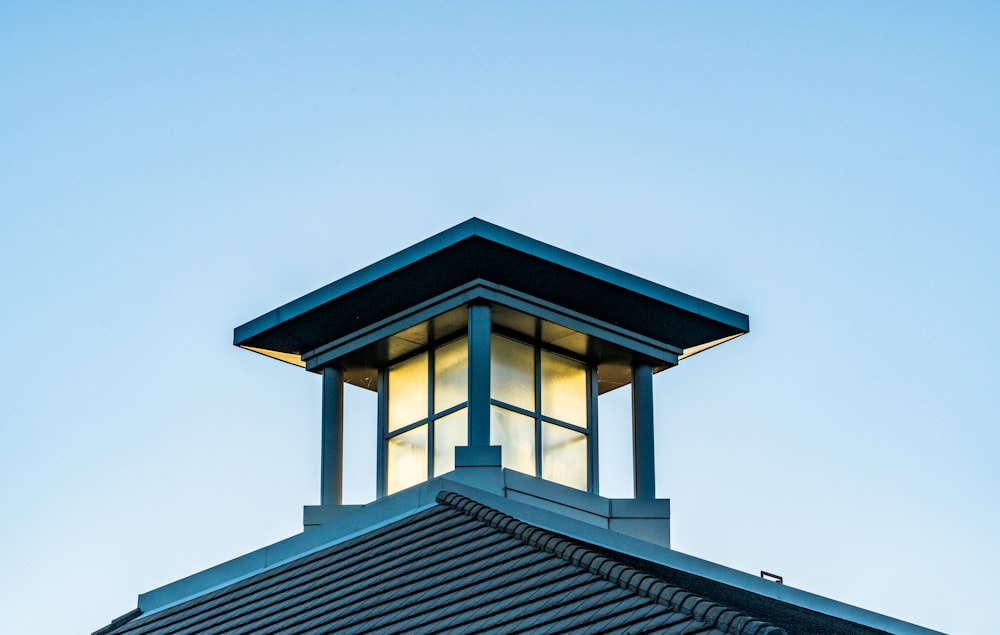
[100,492,787,635]
[436,491,789,635]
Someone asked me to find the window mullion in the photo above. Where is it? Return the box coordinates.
[385,416,432,438]
[588,365,598,494]
[427,348,435,480]
[377,368,388,498]
[538,416,588,435]
[534,346,542,478]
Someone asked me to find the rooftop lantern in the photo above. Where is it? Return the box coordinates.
[235,219,747,511]
[98,220,936,635]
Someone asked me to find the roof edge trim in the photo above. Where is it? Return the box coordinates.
[234,217,749,348]
[135,494,443,617]
[234,218,483,346]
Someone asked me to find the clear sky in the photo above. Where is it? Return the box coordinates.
[1,3,997,634]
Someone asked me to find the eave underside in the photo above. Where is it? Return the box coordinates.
[234,230,749,361]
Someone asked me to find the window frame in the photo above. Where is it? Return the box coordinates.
[489,331,599,492]
[376,329,600,497]
[378,335,469,496]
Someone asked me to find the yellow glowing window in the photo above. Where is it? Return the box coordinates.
[385,337,468,495]
[489,333,591,490]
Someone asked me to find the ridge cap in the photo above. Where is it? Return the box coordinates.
[435,490,789,635]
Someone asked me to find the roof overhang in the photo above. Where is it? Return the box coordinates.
[234,218,749,378]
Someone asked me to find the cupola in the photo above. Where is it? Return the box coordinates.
[97,220,939,635]
[234,219,747,539]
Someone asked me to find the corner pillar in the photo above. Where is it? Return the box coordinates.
[632,362,656,500]
[457,302,502,468]
[320,366,345,505]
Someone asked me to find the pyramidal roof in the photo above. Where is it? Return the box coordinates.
[94,471,942,635]
[234,218,750,369]
[97,491,782,635]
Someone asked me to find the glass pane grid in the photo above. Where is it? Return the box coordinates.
[384,331,593,496]
[383,335,470,495]
[489,333,592,492]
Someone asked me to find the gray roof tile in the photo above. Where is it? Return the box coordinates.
[98,491,788,635]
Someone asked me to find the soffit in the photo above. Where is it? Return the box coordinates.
[233,219,749,367]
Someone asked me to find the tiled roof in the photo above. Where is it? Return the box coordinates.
[97,491,787,635]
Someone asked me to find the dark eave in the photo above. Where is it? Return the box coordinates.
[234,218,749,362]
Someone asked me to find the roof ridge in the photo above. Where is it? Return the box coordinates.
[436,490,789,635]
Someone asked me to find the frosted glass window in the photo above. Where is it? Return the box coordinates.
[542,422,587,490]
[433,408,467,477]
[490,406,536,476]
[434,336,468,413]
[541,350,587,426]
[491,334,534,411]
[384,330,591,496]
[387,425,427,494]
[387,352,428,432]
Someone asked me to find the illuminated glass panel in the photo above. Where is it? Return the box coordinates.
[384,336,472,494]
[434,336,468,413]
[433,408,467,477]
[490,406,536,476]
[542,422,587,490]
[387,352,428,432]
[386,424,427,494]
[540,350,587,426]
[491,334,534,411]
[384,330,591,495]
[487,333,592,492]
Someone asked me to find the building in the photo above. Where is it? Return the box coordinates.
[95,219,941,634]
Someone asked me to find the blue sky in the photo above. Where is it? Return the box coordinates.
[1,3,998,633]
